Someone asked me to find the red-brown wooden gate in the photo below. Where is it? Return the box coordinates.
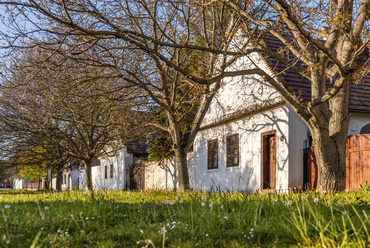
[304,134,370,190]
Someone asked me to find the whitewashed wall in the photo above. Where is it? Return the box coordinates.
[62,169,80,190]
[194,105,290,192]
[79,148,133,190]
[287,105,309,188]
[13,178,23,190]
[348,113,370,135]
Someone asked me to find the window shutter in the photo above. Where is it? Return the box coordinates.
[208,141,213,169]
[227,136,232,166]
[234,134,239,166]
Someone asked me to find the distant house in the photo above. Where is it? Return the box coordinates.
[79,138,156,190]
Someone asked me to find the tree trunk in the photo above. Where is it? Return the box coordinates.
[310,74,351,192]
[85,162,93,191]
[174,148,190,191]
[312,130,347,192]
[56,170,63,191]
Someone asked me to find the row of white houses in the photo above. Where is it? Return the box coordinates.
[13,33,370,192]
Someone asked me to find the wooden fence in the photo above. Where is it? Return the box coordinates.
[304,134,370,190]
[22,182,43,190]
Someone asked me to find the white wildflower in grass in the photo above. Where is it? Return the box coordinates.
[209,203,213,208]
[86,217,89,220]
[314,197,319,203]
[306,194,310,198]
[5,205,10,209]
[224,216,228,220]
[2,235,6,240]
[70,214,73,217]
[170,201,174,205]
[201,203,205,207]
[272,198,277,202]
[301,196,305,201]
[179,198,184,204]
[221,205,224,209]
[127,199,130,202]
[44,206,49,210]
[251,234,254,238]
[287,200,292,206]
[50,241,53,244]
[202,196,209,201]
[205,234,208,237]
[140,230,144,234]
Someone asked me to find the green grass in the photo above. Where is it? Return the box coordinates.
[1,189,370,247]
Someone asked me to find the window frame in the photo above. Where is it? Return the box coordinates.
[207,139,219,170]
[104,165,108,179]
[226,134,239,167]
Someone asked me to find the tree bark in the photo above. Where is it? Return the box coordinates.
[85,162,93,191]
[174,148,190,191]
[56,170,63,191]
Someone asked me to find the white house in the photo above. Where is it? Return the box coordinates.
[79,138,154,190]
[61,165,80,190]
[189,33,370,192]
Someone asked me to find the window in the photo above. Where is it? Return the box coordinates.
[110,164,114,178]
[227,134,239,167]
[208,139,218,169]
[104,166,108,179]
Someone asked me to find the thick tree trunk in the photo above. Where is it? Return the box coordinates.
[85,163,93,191]
[312,131,347,192]
[310,75,351,192]
[56,170,63,191]
[174,148,190,191]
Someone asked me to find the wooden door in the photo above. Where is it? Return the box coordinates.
[130,160,146,190]
[261,131,277,190]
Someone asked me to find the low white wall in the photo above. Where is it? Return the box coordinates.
[145,153,194,190]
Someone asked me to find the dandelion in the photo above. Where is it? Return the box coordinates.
[306,194,310,198]
[179,198,184,204]
[127,199,130,202]
[251,234,254,238]
[140,230,144,234]
[314,197,319,203]
[209,203,213,208]
[86,217,89,220]
[287,200,292,205]
[272,198,277,202]
[205,234,208,237]
[6,241,9,244]
[224,216,228,219]
[201,203,205,207]
[301,196,305,200]
[41,228,44,230]
[5,205,10,209]
[250,228,254,232]
[70,214,73,217]
[50,241,53,244]
[170,201,174,205]
[44,206,50,210]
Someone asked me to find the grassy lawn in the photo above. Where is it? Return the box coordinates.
[1,189,370,247]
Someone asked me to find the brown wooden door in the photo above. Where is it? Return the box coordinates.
[261,131,277,190]
[130,160,146,190]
